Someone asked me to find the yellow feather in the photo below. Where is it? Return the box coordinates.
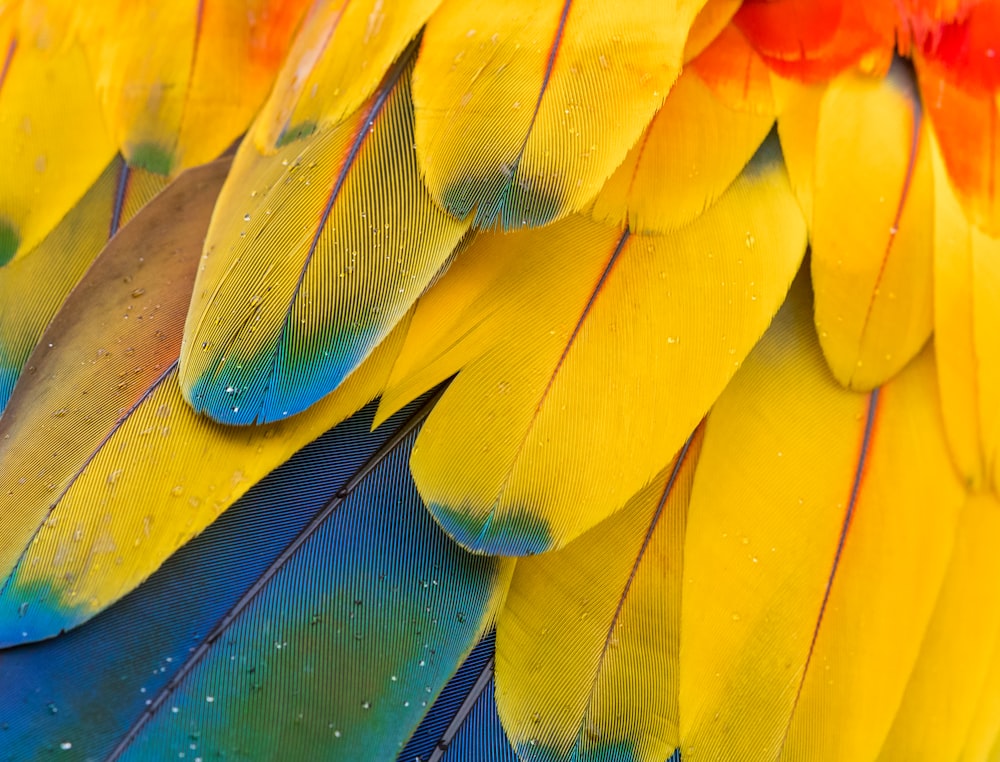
[958,632,1000,762]
[679,275,965,761]
[252,0,442,151]
[0,1,117,264]
[809,63,934,390]
[932,129,1000,493]
[80,0,308,174]
[180,51,469,424]
[591,27,774,234]
[412,0,706,228]
[0,158,167,407]
[0,161,405,642]
[876,492,1000,762]
[495,428,701,761]
[408,138,805,555]
[682,0,740,61]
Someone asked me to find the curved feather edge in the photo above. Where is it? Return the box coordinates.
[0,160,409,644]
[0,157,167,412]
[180,42,469,425]
[0,395,512,761]
[495,428,702,762]
[679,271,965,761]
[407,134,805,555]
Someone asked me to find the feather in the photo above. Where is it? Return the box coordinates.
[914,3,1000,235]
[79,0,310,174]
[494,428,701,762]
[0,0,117,265]
[682,0,741,61]
[411,0,707,229]
[0,396,511,761]
[679,273,965,761]
[436,677,520,761]
[591,23,775,234]
[876,493,1000,760]
[251,0,443,151]
[0,157,167,412]
[787,60,935,390]
[404,135,805,555]
[0,160,405,644]
[931,126,1000,492]
[179,46,468,425]
[959,628,1000,762]
[733,0,895,82]
[400,631,497,762]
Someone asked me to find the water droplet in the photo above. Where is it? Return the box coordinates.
[59,742,72,751]
[243,213,251,222]
[131,288,146,298]
[361,700,371,710]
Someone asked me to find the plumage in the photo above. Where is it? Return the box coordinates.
[679,275,965,760]
[0,395,510,760]
[1,1,998,759]
[411,0,705,228]
[0,161,406,644]
[0,0,117,264]
[590,24,775,234]
[0,157,167,411]
[784,60,935,390]
[79,0,309,174]
[494,429,700,761]
[180,47,468,425]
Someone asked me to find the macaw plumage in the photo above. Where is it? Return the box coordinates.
[0,0,998,759]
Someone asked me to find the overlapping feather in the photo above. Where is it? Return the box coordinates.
[180,46,468,425]
[397,136,804,554]
[0,161,407,644]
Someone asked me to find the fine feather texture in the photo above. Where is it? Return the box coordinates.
[0,396,511,761]
[591,24,774,234]
[400,631,497,761]
[405,136,805,554]
[494,429,701,762]
[0,161,407,644]
[0,157,167,412]
[412,0,706,228]
[679,274,965,761]
[797,60,934,390]
[251,0,443,151]
[180,48,468,425]
[79,0,310,174]
[0,0,117,265]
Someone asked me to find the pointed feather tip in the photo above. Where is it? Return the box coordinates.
[428,502,553,557]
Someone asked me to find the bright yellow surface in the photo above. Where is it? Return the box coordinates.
[253,0,441,150]
[412,0,706,227]
[591,51,773,233]
[180,54,469,421]
[0,161,405,626]
[83,0,307,173]
[408,140,805,554]
[679,277,964,761]
[810,64,934,390]
[932,130,1000,493]
[877,492,1000,762]
[0,1,117,262]
[496,429,701,761]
